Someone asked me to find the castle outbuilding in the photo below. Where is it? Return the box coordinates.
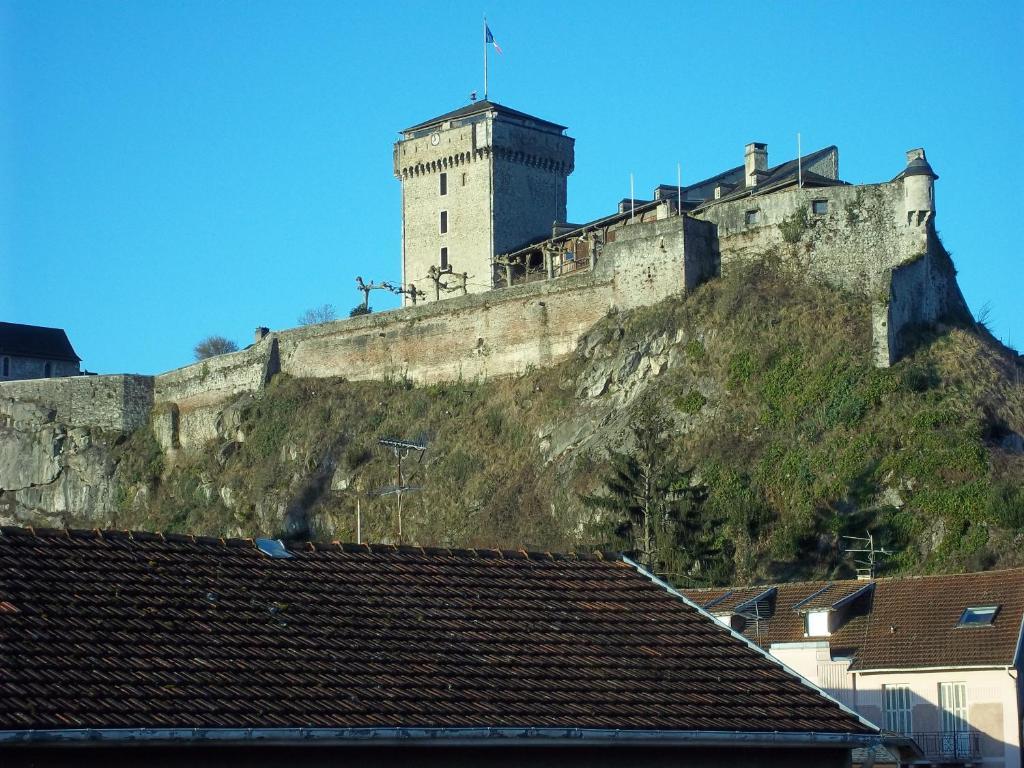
[0,322,81,381]
[394,100,574,304]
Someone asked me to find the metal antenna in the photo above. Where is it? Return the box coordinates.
[372,437,427,542]
[841,532,892,580]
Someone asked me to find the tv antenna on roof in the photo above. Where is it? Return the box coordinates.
[841,531,892,580]
[372,437,427,542]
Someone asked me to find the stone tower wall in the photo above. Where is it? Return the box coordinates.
[490,120,572,257]
[397,120,493,302]
[395,111,573,305]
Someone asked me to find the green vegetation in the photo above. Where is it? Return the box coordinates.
[778,208,810,244]
[111,257,1024,585]
[582,404,722,583]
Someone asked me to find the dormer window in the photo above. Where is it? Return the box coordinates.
[957,605,999,627]
[805,609,831,636]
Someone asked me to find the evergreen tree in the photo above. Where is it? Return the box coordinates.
[584,403,720,582]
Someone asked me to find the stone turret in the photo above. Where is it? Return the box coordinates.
[902,148,937,225]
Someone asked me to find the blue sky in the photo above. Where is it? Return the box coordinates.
[2,0,1021,374]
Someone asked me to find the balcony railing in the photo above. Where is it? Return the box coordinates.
[910,731,981,762]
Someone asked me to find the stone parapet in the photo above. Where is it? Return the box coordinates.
[0,374,153,433]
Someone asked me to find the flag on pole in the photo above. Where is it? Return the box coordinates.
[485,24,503,54]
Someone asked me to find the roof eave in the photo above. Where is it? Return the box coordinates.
[850,662,1016,674]
[0,351,81,363]
[0,727,884,750]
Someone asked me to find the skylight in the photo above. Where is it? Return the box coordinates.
[957,605,998,627]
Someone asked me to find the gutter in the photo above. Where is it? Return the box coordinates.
[0,727,884,749]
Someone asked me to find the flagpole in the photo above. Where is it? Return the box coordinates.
[483,16,488,101]
[797,132,802,188]
[677,162,682,216]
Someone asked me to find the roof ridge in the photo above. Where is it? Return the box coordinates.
[0,525,618,562]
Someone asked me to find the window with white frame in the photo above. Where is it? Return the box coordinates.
[439,210,448,234]
[939,682,968,732]
[884,684,912,734]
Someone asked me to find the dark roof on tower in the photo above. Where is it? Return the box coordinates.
[0,526,875,742]
[403,100,567,134]
[0,322,81,362]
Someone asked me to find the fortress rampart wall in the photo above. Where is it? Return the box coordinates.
[697,182,915,293]
[694,181,967,365]
[3,216,704,450]
[0,176,966,451]
[276,216,714,386]
[0,374,153,433]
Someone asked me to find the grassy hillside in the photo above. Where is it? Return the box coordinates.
[109,258,1024,585]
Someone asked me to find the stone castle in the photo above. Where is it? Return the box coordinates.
[0,100,970,460]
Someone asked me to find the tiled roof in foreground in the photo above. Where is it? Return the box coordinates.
[0,527,872,737]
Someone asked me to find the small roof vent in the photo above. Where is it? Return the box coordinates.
[255,538,294,559]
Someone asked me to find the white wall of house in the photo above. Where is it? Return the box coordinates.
[854,668,1021,768]
[767,641,1021,768]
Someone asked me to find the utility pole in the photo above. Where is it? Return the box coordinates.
[373,437,427,543]
[842,532,891,580]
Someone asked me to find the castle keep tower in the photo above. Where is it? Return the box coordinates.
[394,101,574,303]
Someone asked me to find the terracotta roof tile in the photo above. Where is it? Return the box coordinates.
[0,527,871,735]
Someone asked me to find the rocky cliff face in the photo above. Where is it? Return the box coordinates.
[2,262,1022,582]
[0,400,119,527]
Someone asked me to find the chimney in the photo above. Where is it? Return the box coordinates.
[254,326,270,343]
[906,148,926,163]
[745,142,768,187]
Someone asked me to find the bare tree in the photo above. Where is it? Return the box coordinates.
[193,335,238,360]
[297,304,337,326]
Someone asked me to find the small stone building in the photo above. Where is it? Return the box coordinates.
[0,527,908,767]
[0,322,81,381]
